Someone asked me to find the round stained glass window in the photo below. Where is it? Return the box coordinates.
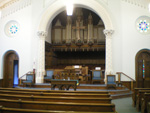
[5,20,20,37]
[136,16,150,34]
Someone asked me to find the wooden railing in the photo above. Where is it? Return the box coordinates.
[116,72,135,91]
[19,71,33,85]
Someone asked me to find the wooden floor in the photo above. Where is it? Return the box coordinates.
[19,83,132,99]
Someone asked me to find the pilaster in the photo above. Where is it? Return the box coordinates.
[36,31,47,83]
[103,29,114,83]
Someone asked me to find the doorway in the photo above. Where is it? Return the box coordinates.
[136,50,150,88]
[3,51,19,88]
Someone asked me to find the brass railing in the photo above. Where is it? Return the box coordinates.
[116,72,135,90]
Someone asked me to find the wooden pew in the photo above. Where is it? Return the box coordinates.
[136,90,150,111]
[0,88,109,94]
[0,106,118,113]
[141,93,150,113]
[0,99,116,112]
[0,93,112,104]
[0,90,110,98]
[132,88,150,107]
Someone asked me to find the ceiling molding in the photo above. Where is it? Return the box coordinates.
[122,0,149,9]
[1,0,31,18]
[0,0,19,9]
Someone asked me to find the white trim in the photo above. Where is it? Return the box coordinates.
[38,0,113,31]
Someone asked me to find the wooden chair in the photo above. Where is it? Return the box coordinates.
[22,74,34,87]
[92,70,103,84]
[44,70,54,83]
[107,75,116,89]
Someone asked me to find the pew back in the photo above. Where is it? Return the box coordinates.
[0,106,118,113]
[132,88,150,107]
[136,90,150,111]
[0,90,110,98]
[141,93,150,113]
[0,99,115,112]
[0,93,112,104]
[0,88,109,94]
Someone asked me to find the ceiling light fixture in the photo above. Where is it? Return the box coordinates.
[66,1,74,16]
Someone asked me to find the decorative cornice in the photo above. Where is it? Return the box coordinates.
[37,31,47,38]
[1,0,31,18]
[0,0,19,9]
[121,0,148,9]
[103,29,114,37]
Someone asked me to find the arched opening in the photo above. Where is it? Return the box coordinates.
[45,7,105,83]
[135,49,150,88]
[46,8,105,67]
[37,0,114,83]
[3,50,19,88]
[38,0,113,32]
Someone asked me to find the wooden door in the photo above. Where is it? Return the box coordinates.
[136,50,150,88]
[144,61,150,88]
[137,60,144,88]
[3,51,19,88]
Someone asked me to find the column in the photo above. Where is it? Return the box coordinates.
[103,29,114,84]
[36,31,47,83]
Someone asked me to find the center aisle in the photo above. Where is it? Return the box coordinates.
[112,97,140,113]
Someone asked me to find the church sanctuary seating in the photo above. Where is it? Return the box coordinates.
[106,75,116,89]
[0,99,116,112]
[132,88,150,107]
[22,74,34,87]
[135,90,150,112]
[92,70,104,84]
[0,87,109,94]
[0,88,116,113]
[0,93,112,103]
[0,106,117,113]
[141,93,150,113]
[44,69,54,83]
[0,90,111,98]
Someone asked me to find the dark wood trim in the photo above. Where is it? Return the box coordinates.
[135,49,150,88]
[3,50,19,88]
[118,81,136,90]
[0,79,3,87]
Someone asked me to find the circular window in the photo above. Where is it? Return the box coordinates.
[135,16,150,34]
[5,20,20,37]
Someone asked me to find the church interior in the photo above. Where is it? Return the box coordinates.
[0,0,150,113]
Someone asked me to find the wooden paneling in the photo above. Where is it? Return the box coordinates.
[135,50,150,88]
[121,81,136,90]
[0,79,3,87]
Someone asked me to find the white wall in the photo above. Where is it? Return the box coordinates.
[121,1,150,80]
[0,1,33,78]
[107,0,123,74]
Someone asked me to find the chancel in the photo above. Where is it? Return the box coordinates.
[0,0,150,113]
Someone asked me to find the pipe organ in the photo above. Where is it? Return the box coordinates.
[51,8,105,45]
